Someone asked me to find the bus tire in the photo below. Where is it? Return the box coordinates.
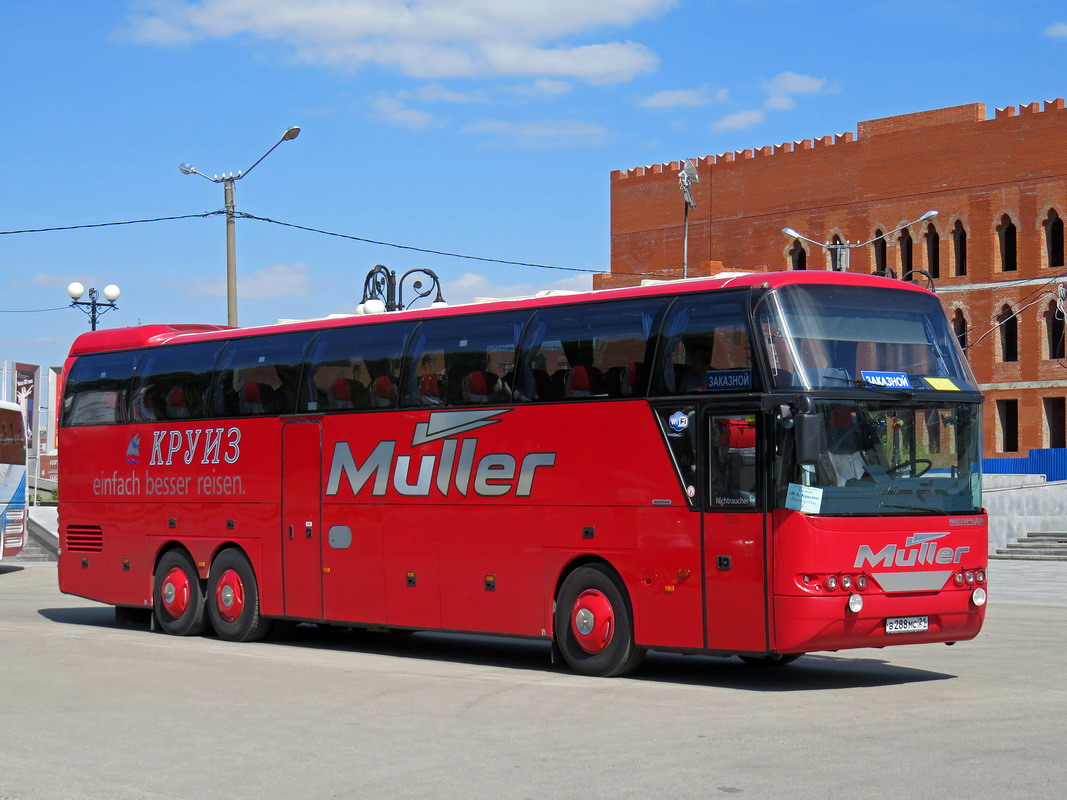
[154,549,206,636]
[555,565,645,677]
[207,548,272,642]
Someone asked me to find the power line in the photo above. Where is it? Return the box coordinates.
[236,212,620,276]
[0,306,70,314]
[0,213,220,236]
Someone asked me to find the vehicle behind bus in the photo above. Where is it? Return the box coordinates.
[0,401,28,560]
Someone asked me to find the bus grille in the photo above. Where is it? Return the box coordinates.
[64,525,104,552]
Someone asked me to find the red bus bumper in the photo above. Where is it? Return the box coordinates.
[773,589,986,653]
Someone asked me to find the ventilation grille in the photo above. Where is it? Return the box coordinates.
[64,525,104,552]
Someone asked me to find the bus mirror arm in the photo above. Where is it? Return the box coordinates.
[795,412,823,466]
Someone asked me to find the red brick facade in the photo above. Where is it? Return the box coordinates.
[600,99,1067,459]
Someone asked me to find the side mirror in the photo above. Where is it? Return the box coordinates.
[795,412,823,466]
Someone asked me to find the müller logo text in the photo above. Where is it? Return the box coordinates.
[854,531,970,568]
[327,409,556,499]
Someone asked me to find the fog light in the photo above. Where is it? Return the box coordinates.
[954,572,964,586]
[856,575,868,590]
[847,593,863,613]
[976,569,985,583]
[826,575,838,591]
[841,575,853,590]
[965,571,975,585]
[971,587,987,607]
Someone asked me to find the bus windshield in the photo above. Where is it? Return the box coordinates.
[774,399,982,516]
[756,284,977,392]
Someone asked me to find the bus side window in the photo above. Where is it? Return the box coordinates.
[61,351,140,426]
[653,292,753,396]
[212,333,310,417]
[301,322,413,413]
[401,312,526,408]
[130,341,221,422]
[517,297,667,402]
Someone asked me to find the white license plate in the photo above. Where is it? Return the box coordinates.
[885,615,929,634]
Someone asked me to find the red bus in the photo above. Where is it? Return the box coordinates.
[57,270,987,676]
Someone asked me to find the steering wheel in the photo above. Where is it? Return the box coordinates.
[886,458,932,478]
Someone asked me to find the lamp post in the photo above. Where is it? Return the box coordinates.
[678,159,700,279]
[782,210,939,281]
[67,282,120,331]
[357,265,447,314]
[179,125,301,326]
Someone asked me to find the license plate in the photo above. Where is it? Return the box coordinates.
[885,615,929,634]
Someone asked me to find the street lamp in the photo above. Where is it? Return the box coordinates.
[179,125,301,326]
[678,159,700,279]
[357,265,447,314]
[67,282,120,331]
[782,210,938,280]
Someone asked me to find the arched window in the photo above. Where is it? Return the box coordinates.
[873,230,888,275]
[925,223,940,279]
[1045,209,1065,268]
[789,239,806,270]
[830,234,845,271]
[953,309,968,351]
[998,214,1017,272]
[998,304,1018,362]
[953,220,967,276]
[898,227,913,275]
[1046,299,1065,359]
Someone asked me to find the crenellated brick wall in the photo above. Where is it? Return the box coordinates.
[604,99,1067,458]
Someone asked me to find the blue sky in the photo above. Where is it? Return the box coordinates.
[3,0,1066,377]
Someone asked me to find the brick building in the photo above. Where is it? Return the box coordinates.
[599,99,1067,461]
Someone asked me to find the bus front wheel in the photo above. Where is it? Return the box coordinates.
[154,549,206,636]
[555,565,645,677]
[207,549,271,642]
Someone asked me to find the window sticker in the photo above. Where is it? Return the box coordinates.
[860,370,911,389]
[786,483,823,514]
[705,369,752,391]
[925,377,958,391]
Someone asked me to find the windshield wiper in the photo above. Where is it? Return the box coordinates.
[819,375,915,398]
[878,503,941,515]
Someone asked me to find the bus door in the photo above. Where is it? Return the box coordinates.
[703,408,768,653]
[282,420,324,619]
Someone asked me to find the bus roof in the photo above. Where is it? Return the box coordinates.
[66,270,933,356]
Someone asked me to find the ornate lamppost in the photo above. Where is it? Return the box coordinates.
[357,265,447,313]
[66,282,120,330]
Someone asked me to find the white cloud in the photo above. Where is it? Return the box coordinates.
[119,0,672,83]
[416,83,485,104]
[764,94,796,110]
[762,71,827,96]
[640,86,726,108]
[713,110,765,131]
[462,118,609,146]
[1045,22,1067,37]
[442,271,591,305]
[371,96,443,129]
[180,263,311,300]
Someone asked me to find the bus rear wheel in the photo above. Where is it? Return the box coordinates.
[555,565,645,677]
[207,549,271,642]
[154,549,206,636]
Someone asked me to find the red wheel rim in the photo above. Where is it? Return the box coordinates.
[215,568,245,623]
[161,567,190,618]
[571,589,614,653]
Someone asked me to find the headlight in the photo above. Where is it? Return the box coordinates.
[971,587,987,607]
[826,575,838,591]
[847,593,863,613]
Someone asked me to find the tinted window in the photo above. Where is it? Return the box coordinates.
[130,341,222,422]
[401,312,527,407]
[516,298,668,401]
[211,333,310,417]
[62,351,140,426]
[652,292,752,395]
[301,322,414,412]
